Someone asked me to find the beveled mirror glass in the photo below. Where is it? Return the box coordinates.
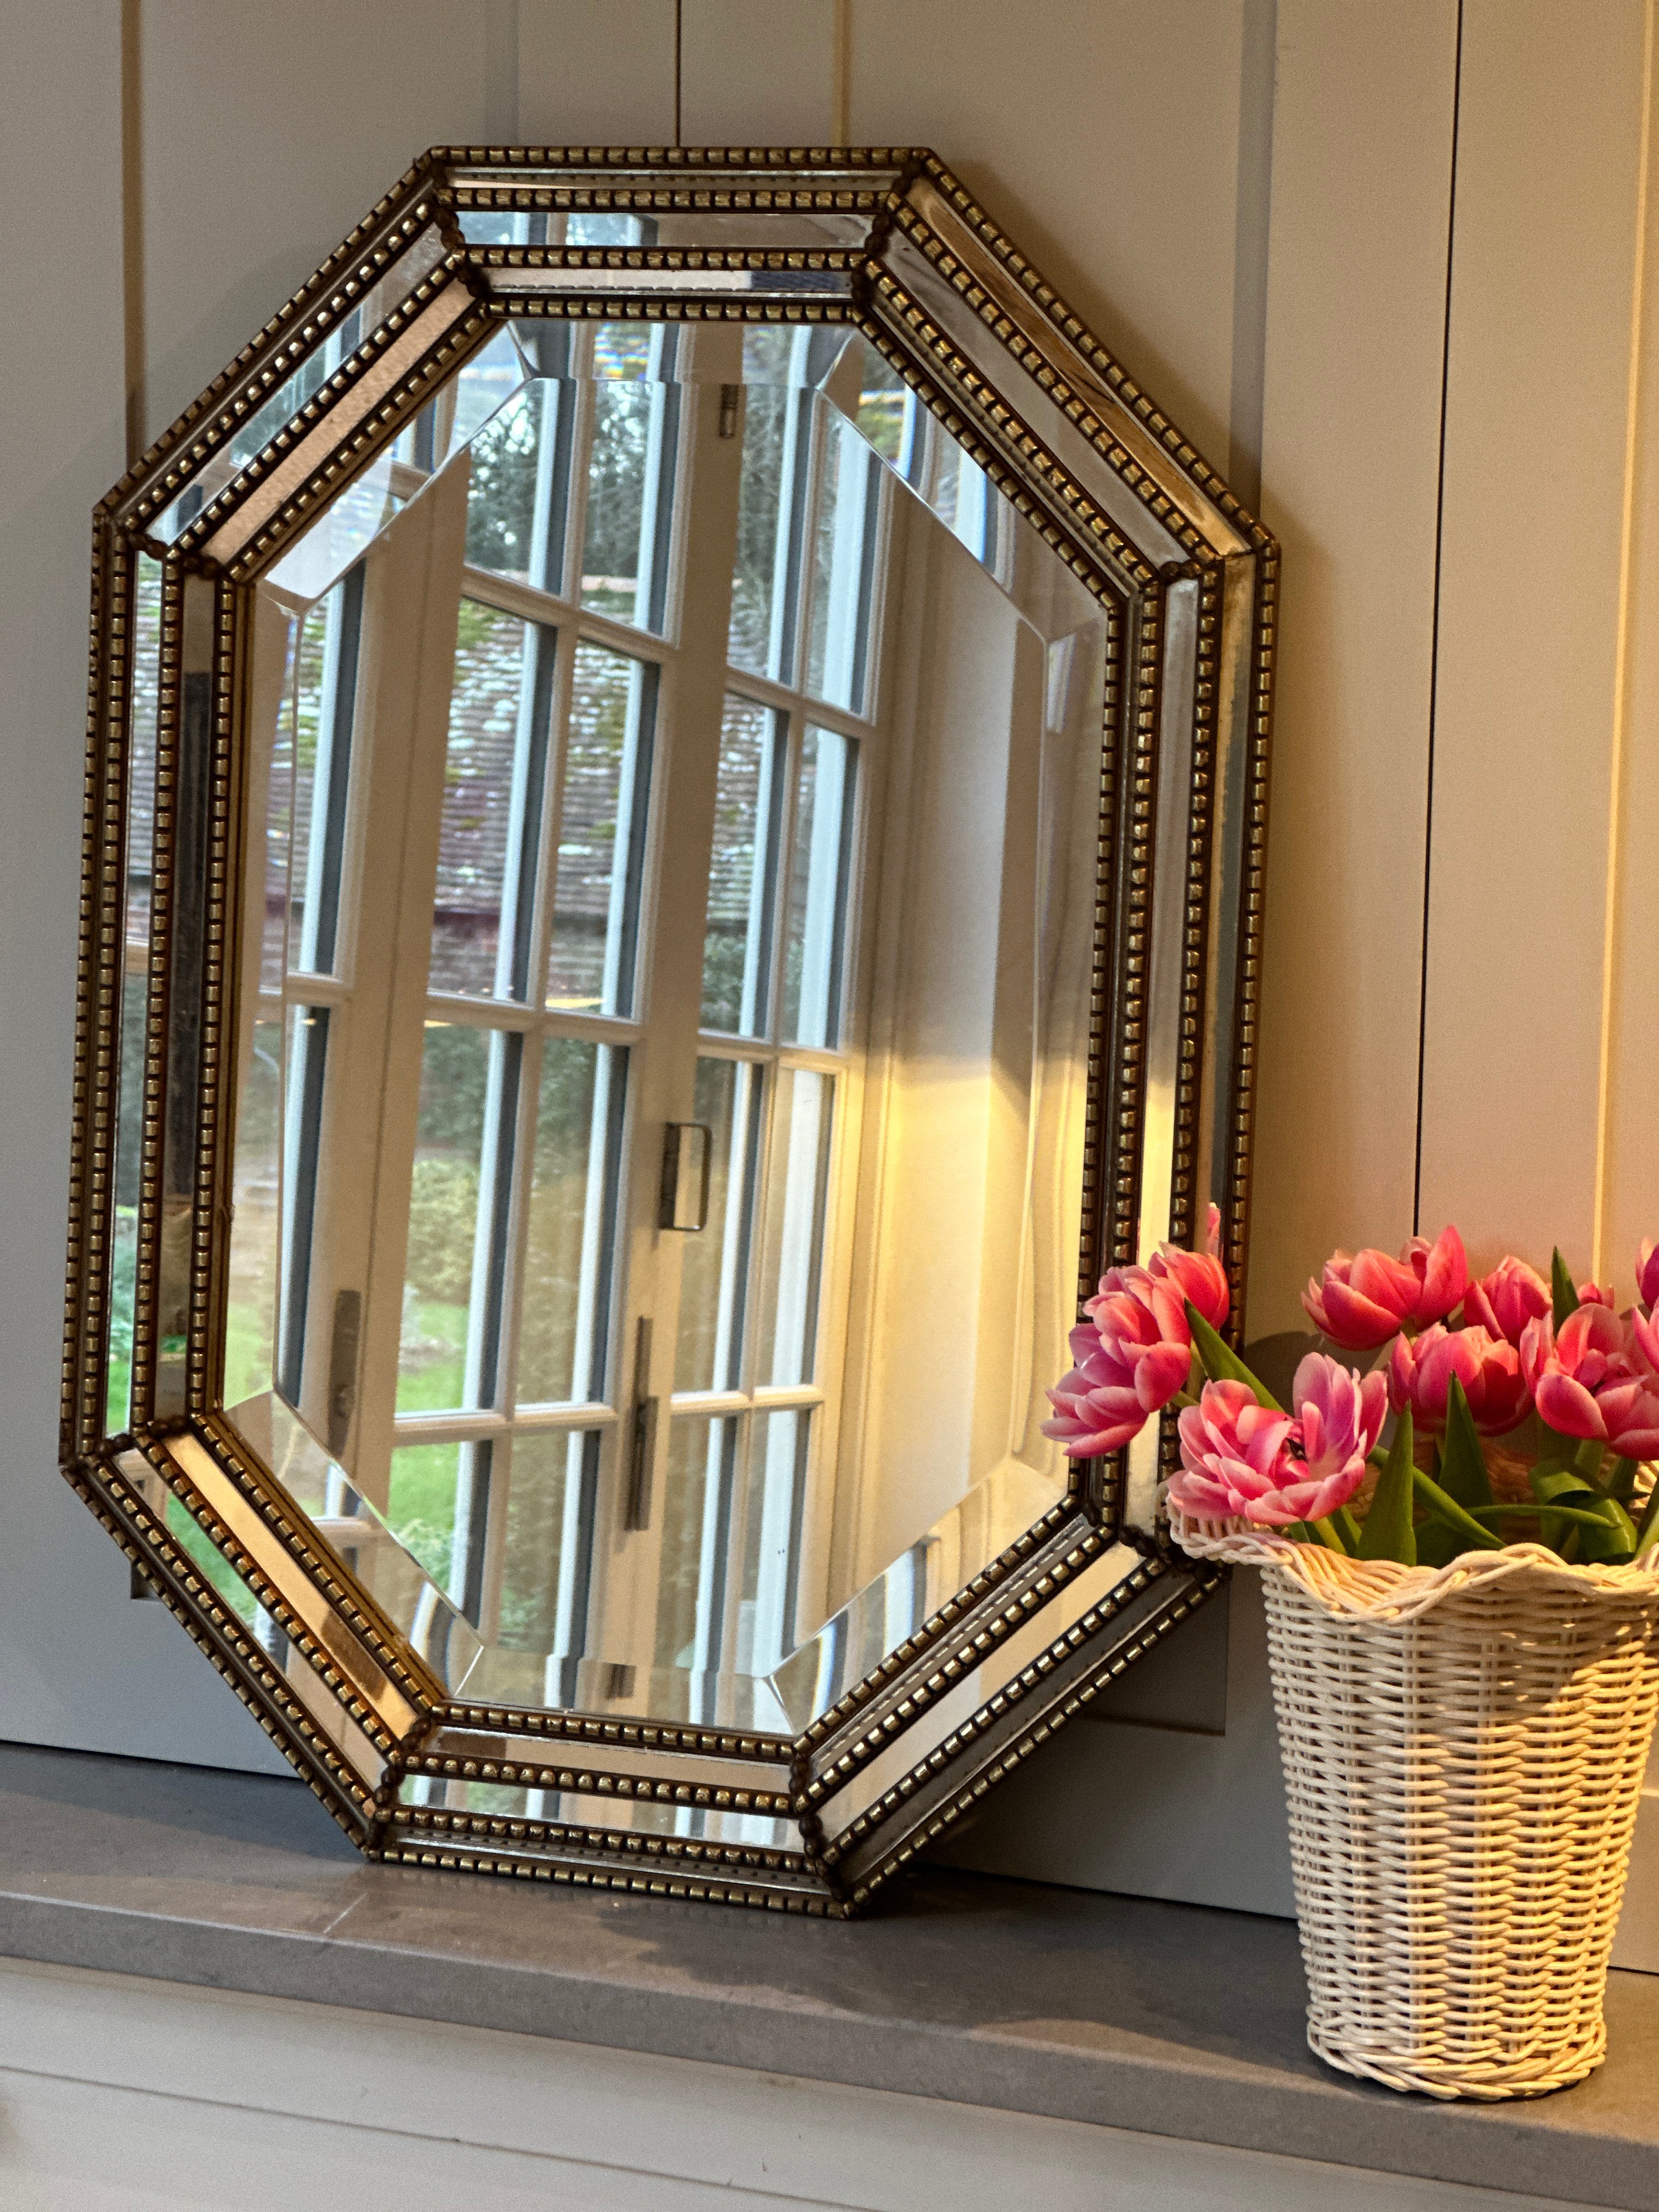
[64,150,1275,1913]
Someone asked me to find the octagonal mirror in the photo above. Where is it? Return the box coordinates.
[63,149,1275,1914]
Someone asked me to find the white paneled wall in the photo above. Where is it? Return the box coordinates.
[3,1,1658,1935]
[1419,0,1649,1282]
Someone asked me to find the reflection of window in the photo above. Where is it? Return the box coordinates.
[657,341,877,1687]
[369,328,672,1655]
[261,327,888,1696]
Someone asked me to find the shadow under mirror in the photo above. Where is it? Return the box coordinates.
[219,319,1110,1735]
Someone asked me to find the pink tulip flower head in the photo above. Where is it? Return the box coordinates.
[1290,1352,1390,1511]
[1461,1257,1550,1349]
[1168,1356,1385,1530]
[1634,1301,1659,1378]
[1168,1381,1295,1525]
[1302,1224,1469,1350]
[1084,1265,1192,1389]
[1043,1325,1163,1458]
[1639,1238,1659,1313]
[1043,1262,1193,1458]
[1522,1306,1659,1460]
[1389,1322,1530,1436]
[1148,1239,1230,1334]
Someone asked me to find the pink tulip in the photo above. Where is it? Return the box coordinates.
[1169,1380,1296,1524]
[1578,1281,1616,1308]
[1639,1238,1659,1311]
[1462,1257,1549,1348]
[1149,1239,1230,1333]
[1293,1352,1389,1496]
[1302,1224,1469,1350]
[1389,1323,1529,1436]
[1521,1306,1659,1459]
[1168,1358,1383,1530]
[1633,1302,1659,1377]
[1084,1264,1192,1383]
[1042,1269,1192,1454]
[1043,1210,1234,1460]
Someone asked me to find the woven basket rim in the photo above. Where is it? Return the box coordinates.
[1168,1512,1659,1623]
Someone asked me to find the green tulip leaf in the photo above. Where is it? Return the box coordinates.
[1359,1409,1417,1565]
[1183,1304,1284,1411]
[1530,1464,1604,1555]
[1468,1499,1615,1530]
[1438,1375,1493,1509]
[1412,1464,1503,1550]
[1551,1248,1581,1332]
[1607,1457,1639,1505]
[1575,1496,1639,1564]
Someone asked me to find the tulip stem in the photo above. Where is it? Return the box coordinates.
[1307,1516,1350,1553]
[1574,1440,1608,1492]
[1633,1474,1659,1555]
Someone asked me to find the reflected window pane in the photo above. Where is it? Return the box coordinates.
[805,419,879,714]
[463,383,545,584]
[580,324,675,631]
[854,351,910,463]
[673,1057,761,1395]
[727,379,790,679]
[654,1414,736,1670]
[397,1025,492,1414]
[387,1438,462,1590]
[497,1429,599,1652]
[261,616,296,991]
[224,1018,283,1408]
[290,568,362,977]
[734,1409,811,1674]
[430,600,551,998]
[545,641,653,1017]
[448,326,533,465]
[517,1040,626,1405]
[781,727,857,1048]
[754,1070,834,1389]
[699,697,782,1036]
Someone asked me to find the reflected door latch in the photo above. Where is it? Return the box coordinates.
[624,1316,657,1533]
[658,1122,712,1232]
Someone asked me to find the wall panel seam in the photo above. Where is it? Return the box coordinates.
[1413,0,1466,1237]
[1593,0,1658,1278]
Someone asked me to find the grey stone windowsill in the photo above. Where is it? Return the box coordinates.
[0,1739,1654,2209]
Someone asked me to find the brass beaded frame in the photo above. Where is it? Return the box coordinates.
[61,148,1272,1915]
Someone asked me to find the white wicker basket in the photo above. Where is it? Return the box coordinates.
[1171,1515,1659,2098]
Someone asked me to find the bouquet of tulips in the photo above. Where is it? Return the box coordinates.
[1043,1209,1659,1568]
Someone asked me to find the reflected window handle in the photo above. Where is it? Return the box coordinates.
[624,1316,657,1533]
[658,1122,712,1232]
